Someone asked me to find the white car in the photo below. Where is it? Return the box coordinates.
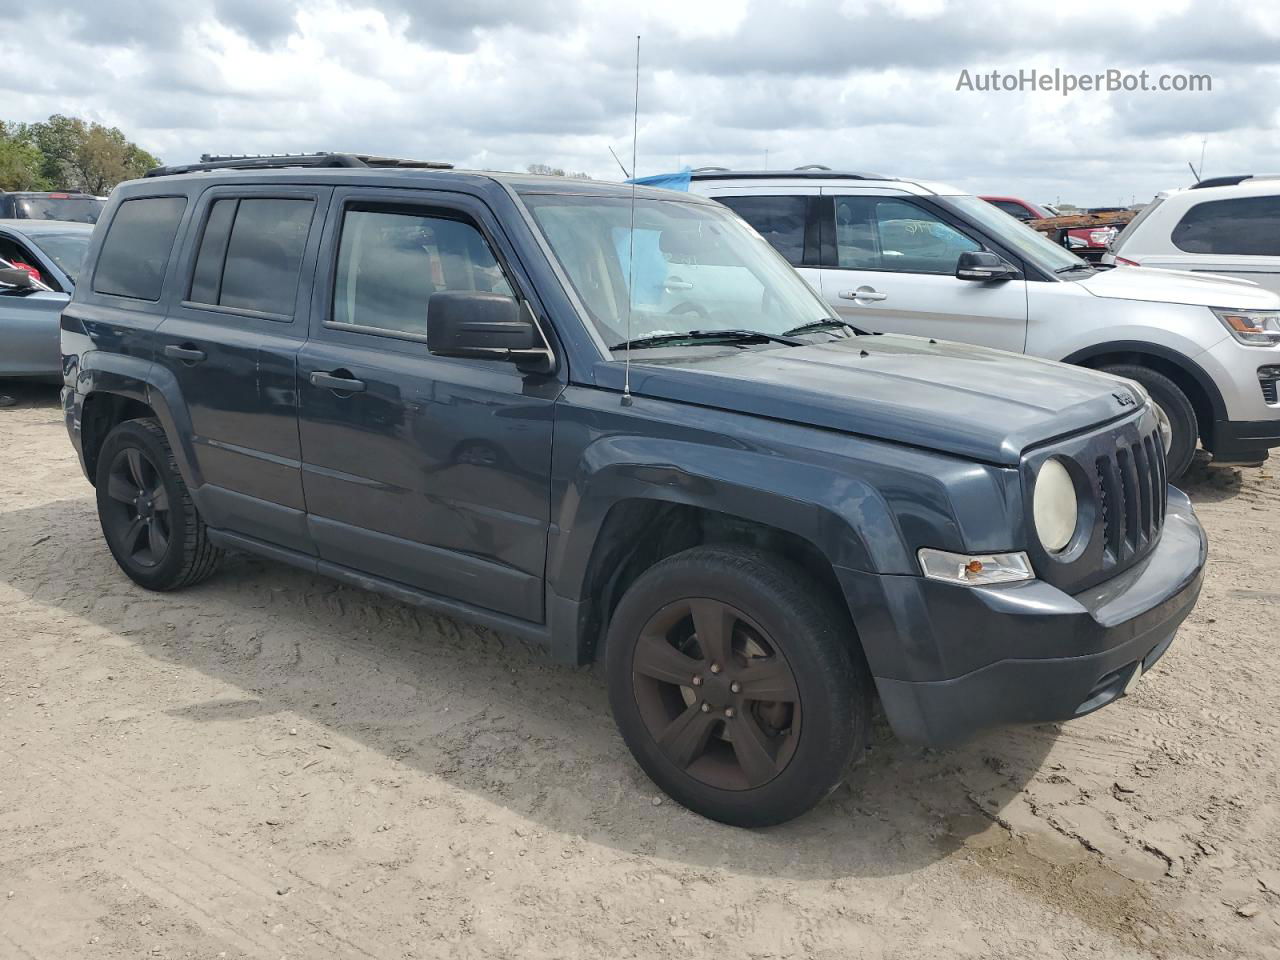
[1105,176,1280,296]
[677,168,1280,477]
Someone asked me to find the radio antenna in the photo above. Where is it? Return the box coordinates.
[622,34,640,405]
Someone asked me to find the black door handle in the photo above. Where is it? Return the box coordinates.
[310,370,366,394]
[164,343,206,363]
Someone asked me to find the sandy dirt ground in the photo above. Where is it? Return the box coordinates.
[0,380,1278,960]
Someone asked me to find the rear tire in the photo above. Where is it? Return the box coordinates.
[95,418,222,591]
[605,545,870,827]
[1100,364,1198,480]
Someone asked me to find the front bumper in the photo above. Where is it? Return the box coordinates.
[1209,418,1280,464]
[840,488,1206,747]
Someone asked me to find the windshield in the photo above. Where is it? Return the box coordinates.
[943,195,1088,273]
[521,194,832,350]
[27,231,91,284]
[16,196,105,224]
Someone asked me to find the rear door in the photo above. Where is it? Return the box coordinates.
[296,187,560,622]
[153,185,330,553]
[817,191,1029,352]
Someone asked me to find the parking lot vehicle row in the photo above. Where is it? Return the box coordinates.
[675,168,1280,477]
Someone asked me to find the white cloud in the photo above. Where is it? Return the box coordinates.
[3,0,1276,206]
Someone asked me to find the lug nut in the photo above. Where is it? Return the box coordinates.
[730,682,741,694]
[724,707,735,718]
[691,676,703,686]
[709,663,721,674]
[700,703,710,713]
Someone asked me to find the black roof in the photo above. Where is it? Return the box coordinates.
[121,164,715,205]
[145,152,455,178]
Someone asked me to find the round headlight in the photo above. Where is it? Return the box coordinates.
[1034,458,1078,553]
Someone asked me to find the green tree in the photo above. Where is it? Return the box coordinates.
[13,114,159,194]
[0,136,48,190]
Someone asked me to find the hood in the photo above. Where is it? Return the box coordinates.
[598,335,1143,465]
[1076,264,1280,310]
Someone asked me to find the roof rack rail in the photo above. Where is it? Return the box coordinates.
[688,168,888,181]
[793,164,831,171]
[1188,174,1271,190]
[144,152,454,178]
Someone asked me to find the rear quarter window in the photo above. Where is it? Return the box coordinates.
[1171,195,1280,256]
[92,197,188,301]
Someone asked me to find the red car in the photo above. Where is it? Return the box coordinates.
[980,195,1052,221]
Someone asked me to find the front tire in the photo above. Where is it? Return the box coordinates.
[95,418,222,591]
[1101,364,1198,480]
[605,545,870,827]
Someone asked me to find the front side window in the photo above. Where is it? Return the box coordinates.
[93,196,187,301]
[331,206,512,337]
[834,196,981,273]
[716,195,808,265]
[188,197,314,317]
[1171,195,1280,256]
[521,193,831,349]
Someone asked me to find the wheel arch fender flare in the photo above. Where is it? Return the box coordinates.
[1060,340,1227,423]
[548,435,920,608]
[77,352,202,491]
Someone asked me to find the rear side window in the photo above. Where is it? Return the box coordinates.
[1171,195,1280,256]
[716,195,808,265]
[331,206,512,337]
[188,197,315,317]
[93,197,187,301]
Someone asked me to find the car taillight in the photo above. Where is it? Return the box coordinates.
[1115,256,1141,266]
[48,192,70,199]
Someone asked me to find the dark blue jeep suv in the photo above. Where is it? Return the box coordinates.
[61,154,1206,826]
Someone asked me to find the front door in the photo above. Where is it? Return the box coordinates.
[297,189,561,623]
[818,192,1029,352]
[154,186,330,553]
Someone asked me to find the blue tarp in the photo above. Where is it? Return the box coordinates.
[626,168,691,192]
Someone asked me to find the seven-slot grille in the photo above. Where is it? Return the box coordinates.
[1095,428,1167,564]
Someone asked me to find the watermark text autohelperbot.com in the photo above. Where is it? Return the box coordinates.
[956,68,1212,96]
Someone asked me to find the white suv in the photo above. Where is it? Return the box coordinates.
[678,168,1280,477]
[1105,175,1280,295]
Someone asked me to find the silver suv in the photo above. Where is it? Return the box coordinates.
[678,168,1280,477]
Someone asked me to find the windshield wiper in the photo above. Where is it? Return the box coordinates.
[783,318,866,338]
[608,328,803,351]
[1054,263,1095,275]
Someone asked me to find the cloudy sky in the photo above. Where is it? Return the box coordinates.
[3,0,1278,207]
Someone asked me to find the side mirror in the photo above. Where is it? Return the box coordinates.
[956,251,1018,282]
[427,291,550,369]
[0,267,34,289]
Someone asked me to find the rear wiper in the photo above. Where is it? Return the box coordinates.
[608,328,803,351]
[783,318,866,337]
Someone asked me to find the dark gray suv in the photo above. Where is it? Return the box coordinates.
[61,154,1207,826]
